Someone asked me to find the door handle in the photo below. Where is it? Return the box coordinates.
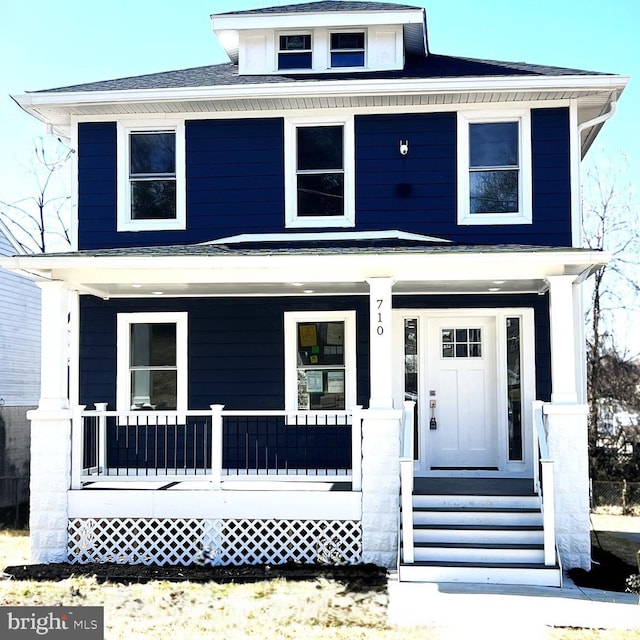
[429,399,437,429]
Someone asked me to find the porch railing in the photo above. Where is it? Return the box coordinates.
[532,400,556,567]
[72,404,362,490]
[399,401,416,564]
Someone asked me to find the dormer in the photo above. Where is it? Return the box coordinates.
[211,1,427,76]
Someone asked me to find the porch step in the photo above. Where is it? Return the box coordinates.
[400,489,561,587]
[399,561,562,587]
[414,524,543,545]
[413,493,539,509]
[413,507,543,527]
[413,542,544,564]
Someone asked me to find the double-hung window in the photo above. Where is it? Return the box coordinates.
[285,117,355,228]
[116,312,188,412]
[117,121,186,231]
[457,110,532,225]
[330,32,366,68]
[285,311,356,412]
[278,34,312,70]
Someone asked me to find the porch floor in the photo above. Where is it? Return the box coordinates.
[79,477,533,494]
[413,477,535,496]
[80,480,353,491]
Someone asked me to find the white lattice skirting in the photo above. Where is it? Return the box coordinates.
[67,518,362,566]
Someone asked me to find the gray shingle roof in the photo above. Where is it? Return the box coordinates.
[217,2,423,16]
[37,242,583,259]
[35,53,608,94]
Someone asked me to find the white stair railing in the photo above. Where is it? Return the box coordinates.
[532,400,556,567]
[400,401,416,564]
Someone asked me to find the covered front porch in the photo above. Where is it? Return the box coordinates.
[4,237,602,575]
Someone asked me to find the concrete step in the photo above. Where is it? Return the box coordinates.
[399,561,562,587]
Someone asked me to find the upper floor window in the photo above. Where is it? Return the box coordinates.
[330,32,365,68]
[278,34,312,70]
[285,116,355,228]
[457,110,532,225]
[116,312,188,412]
[117,121,186,232]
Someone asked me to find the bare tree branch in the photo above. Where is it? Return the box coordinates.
[0,136,72,253]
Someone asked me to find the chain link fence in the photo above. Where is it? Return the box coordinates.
[0,477,29,528]
[591,480,640,515]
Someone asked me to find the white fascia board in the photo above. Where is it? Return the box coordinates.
[211,10,425,31]
[1,249,612,288]
[12,74,629,114]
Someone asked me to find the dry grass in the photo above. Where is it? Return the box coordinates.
[1,529,639,639]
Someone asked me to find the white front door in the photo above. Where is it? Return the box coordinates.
[393,308,535,477]
[427,316,498,470]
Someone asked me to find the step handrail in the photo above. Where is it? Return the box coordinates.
[532,400,556,567]
[399,401,415,564]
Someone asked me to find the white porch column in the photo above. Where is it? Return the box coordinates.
[546,275,579,404]
[360,407,402,569]
[544,275,590,570]
[28,280,72,563]
[366,277,394,409]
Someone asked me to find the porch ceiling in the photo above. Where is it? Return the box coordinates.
[1,246,609,299]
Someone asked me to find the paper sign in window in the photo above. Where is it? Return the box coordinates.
[327,371,344,393]
[299,324,317,347]
[326,323,344,345]
[306,370,323,393]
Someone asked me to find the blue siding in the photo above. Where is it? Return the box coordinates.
[77,108,571,249]
[78,119,284,249]
[79,293,550,408]
[355,112,457,239]
[77,123,117,248]
[79,296,370,410]
[354,108,571,245]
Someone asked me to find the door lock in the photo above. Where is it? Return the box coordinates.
[429,398,437,429]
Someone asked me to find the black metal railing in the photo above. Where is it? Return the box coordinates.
[74,407,360,485]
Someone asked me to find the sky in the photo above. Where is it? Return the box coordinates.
[0,0,638,348]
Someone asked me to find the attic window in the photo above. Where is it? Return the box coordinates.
[330,32,365,68]
[278,34,312,70]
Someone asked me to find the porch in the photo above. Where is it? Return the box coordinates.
[8,241,599,576]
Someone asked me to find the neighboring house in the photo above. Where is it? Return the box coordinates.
[0,219,40,510]
[2,1,628,585]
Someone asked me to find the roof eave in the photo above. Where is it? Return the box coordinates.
[14,73,629,111]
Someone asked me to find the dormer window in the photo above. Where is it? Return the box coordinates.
[278,34,312,70]
[330,32,365,68]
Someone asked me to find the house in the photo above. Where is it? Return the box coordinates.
[0,219,41,513]
[2,1,628,585]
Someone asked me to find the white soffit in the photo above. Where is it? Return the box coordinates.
[14,75,627,141]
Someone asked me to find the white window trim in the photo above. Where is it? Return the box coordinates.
[284,116,355,228]
[328,29,367,69]
[276,31,313,71]
[116,312,188,413]
[457,109,532,226]
[284,310,357,412]
[117,120,186,232]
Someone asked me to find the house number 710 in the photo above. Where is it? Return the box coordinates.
[376,299,384,335]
